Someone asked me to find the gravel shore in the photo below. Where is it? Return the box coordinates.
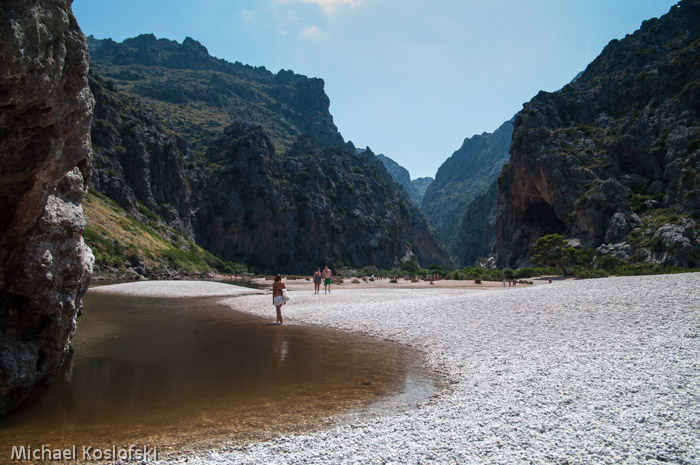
[104,274,700,464]
[89,280,265,298]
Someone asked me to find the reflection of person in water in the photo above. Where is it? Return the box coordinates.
[270,326,289,368]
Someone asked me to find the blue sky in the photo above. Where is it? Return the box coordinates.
[73,0,678,179]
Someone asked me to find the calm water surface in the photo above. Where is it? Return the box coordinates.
[0,289,437,458]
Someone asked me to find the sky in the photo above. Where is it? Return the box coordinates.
[72,0,678,179]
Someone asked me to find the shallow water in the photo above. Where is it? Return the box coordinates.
[0,291,437,459]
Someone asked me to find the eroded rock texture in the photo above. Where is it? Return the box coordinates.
[495,1,700,267]
[196,124,453,273]
[422,119,513,265]
[0,0,94,414]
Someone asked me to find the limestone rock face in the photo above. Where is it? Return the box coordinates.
[459,180,499,267]
[0,0,94,414]
[495,1,700,267]
[89,72,197,236]
[412,177,434,205]
[374,152,423,206]
[86,34,345,153]
[195,124,453,273]
[422,118,513,263]
[85,34,452,275]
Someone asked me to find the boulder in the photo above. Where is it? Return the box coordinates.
[596,242,636,260]
[653,219,699,267]
[605,213,633,243]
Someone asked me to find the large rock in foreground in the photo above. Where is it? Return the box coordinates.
[0,0,94,414]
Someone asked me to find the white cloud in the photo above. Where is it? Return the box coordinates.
[241,9,255,21]
[307,0,363,14]
[275,0,364,15]
[298,25,327,40]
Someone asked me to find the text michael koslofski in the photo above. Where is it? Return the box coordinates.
[10,444,158,462]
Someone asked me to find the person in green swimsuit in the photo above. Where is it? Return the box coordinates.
[322,265,332,294]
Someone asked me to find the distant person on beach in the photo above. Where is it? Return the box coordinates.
[322,266,332,294]
[272,274,286,325]
[313,268,322,294]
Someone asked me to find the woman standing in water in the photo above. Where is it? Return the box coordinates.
[272,274,286,325]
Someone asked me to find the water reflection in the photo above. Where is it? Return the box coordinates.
[0,291,437,458]
[271,326,289,368]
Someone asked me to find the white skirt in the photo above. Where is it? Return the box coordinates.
[274,295,284,307]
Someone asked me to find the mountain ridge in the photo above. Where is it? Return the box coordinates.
[87,34,345,155]
[86,34,453,274]
[422,118,514,263]
[494,0,700,268]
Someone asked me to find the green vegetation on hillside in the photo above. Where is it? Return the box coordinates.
[83,189,247,276]
[94,65,298,153]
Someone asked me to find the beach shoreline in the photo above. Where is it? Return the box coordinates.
[220,274,554,292]
[89,274,700,464]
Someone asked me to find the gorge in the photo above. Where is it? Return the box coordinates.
[2,0,700,420]
[85,34,453,275]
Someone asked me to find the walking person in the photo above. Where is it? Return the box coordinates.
[313,267,322,294]
[322,266,332,294]
[272,274,286,325]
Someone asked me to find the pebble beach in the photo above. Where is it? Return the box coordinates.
[94,273,700,464]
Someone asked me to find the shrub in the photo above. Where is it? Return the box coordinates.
[137,204,160,222]
[575,268,609,279]
[400,260,421,274]
[532,234,575,275]
[428,264,446,275]
[575,247,596,267]
[596,254,625,272]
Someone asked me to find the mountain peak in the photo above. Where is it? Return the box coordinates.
[494,0,700,268]
[87,33,345,152]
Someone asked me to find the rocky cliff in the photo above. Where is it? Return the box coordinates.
[0,0,94,414]
[459,180,499,267]
[86,36,451,274]
[495,1,700,268]
[412,177,434,204]
[87,34,345,154]
[195,125,452,273]
[374,152,423,205]
[422,119,513,262]
[89,72,197,236]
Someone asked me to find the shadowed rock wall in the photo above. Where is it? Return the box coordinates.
[494,1,700,267]
[0,0,94,414]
